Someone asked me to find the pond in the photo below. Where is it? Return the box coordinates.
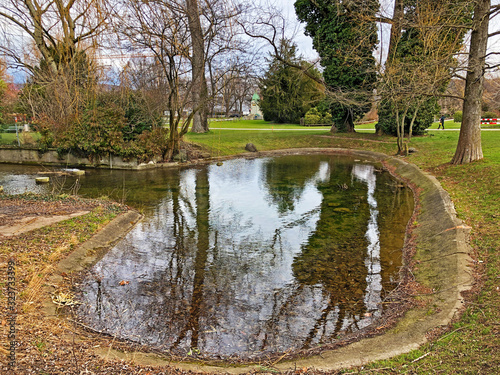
[0,154,414,359]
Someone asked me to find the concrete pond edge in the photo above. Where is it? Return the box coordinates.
[45,148,473,373]
[43,211,144,317]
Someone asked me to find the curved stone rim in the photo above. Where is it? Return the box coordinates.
[46,148,473,373]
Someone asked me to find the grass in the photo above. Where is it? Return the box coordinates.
[208,119,319,129]
[187,122,500,374]
[0,131,40,146]
[356,119,500,131]
[185,127,397,157]
[346,131,500,373]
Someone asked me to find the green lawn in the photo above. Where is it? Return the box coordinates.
[0,131,40,146]
[208,118,331,129]
[186,123,500,374]
[427,119,462,129]
[356,119,500,130]
[354,119,461,130]
[0,132,21,145]
[186,127,398,156]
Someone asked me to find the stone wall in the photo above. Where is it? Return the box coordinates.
[0,147,157,170]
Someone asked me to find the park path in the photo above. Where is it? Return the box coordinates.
[209,127,500,131]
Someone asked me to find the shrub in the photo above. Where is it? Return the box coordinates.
[453,111,463,123]
[304,108,321,125]
[482,111,497,119]
[72,102,127,159]
[376,98,438,136]
[304,107,333,125]
[134,127,170,162]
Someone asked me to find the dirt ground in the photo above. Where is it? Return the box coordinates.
[0,196,186,374]
[0,196,328,375]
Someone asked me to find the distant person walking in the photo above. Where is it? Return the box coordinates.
[438,115,445,129]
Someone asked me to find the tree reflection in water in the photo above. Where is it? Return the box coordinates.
[77,155,413,358]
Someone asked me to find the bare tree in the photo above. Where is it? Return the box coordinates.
[194,0,250,127]
[211,58,258,117]
[0,0,108,74]
[0,0,111,153]
[115,0,203,160]
[228,63,259,116]
[115,0,248,142]
[203,6,258,119]
[378,0,469,154]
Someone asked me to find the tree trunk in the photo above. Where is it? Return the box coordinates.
[396,109,402,154]
[387,0,404,64]
[186,0,209,133]
[408,105,419,142]
[346,110,355,133]
[200,74,209,129]
[451,0,488,164]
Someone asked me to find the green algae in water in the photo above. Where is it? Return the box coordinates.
[73,155,413,359]
[2,156,412,359]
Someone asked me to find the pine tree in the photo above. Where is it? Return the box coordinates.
[295,0,379,132]
[259,39,324,124]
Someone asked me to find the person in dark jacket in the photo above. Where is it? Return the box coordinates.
[438,115,445,129]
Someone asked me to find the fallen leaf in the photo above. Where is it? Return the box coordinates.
[119,280,130,286]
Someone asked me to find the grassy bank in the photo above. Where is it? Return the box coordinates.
[185,127,395,156]
[0,132,40,146]
[349,133,500,373]
[186,127,500,373]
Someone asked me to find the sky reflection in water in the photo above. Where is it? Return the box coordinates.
[0,155,412,358]
[73,155,413,358]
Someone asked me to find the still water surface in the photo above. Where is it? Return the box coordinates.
[0,155,413,358]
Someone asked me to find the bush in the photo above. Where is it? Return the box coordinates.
[482,111,497,119]
[304,108,321,125]
[134,127,170,162]
[72,102,127,159]
[376,98,438,136]
[453,111,463,123]
[304,107,333,125]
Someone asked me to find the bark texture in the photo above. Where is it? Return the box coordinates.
[186,0,209,133]
[451,0,488,164]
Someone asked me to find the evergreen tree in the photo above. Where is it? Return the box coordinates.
[259,39,324,124]
[378,0,471,137]
[295,0,379,132]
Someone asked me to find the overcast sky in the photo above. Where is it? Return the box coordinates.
[7,0,500,81]
[278,0,500,72]
[279,1,317,58]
